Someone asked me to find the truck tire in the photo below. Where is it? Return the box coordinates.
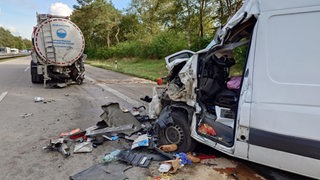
[30,61,43,83]
[157,110,197,152]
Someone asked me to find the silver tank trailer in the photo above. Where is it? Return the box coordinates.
[30,13,86,87]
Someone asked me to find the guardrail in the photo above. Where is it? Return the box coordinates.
[0,53,30,59]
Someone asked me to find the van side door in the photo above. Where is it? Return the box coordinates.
[249,6,320,178]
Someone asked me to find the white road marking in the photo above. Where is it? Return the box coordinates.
[85,75,140,106]
[24,66,30,72]
[0,91,8,103]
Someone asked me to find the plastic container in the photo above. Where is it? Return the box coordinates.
[102,149,121,163]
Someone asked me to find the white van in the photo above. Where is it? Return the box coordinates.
[151,0,320,178]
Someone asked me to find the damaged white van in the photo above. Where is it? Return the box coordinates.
[150,0,320,178]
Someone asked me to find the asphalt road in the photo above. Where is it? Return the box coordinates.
[0,57,311,180]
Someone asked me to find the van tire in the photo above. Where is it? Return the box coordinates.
[157,110,197,152]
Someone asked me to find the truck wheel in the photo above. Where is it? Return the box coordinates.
[157,110,197,152]
[30,61,43,83]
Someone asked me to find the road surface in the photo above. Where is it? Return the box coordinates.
[0,57,310,180]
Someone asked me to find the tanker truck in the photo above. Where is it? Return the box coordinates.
[30,13,86,87]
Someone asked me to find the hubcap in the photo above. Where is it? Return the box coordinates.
[165,125,184,145]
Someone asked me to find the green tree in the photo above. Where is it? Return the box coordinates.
[0,27,32,50]
[70,0,244,59]
[71,0,121,49]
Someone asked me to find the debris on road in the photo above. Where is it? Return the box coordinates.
[43,138,70,157]
[41,102,264,179]
[74,141,93,153]
[20,113,33,118]
[70,162,130,180]
[33,96,55,103]
[196,154,216,160]
[160,158,181,173]
[124,134,139,141]
[56,83,67,88]
[100,102,142,135]
[131,134,149,150]
[102,149,121,163]
[85,124,134,137]
[34,96,44,102]
[102,135,119,141]
[159,144,178,152]
[60,128,81,137]
[187,153,201,163]
[0,91,8,103]
[117,149,152,168]
[158,163,172,173]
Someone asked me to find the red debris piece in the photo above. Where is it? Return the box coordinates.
[156,78,163,85]
[59,128,81,137]
[196,154,216,160]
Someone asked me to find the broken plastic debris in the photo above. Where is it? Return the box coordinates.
[21,113,33,118]
[74,141,93,153]
[131,134,149,150]
[85,124,134,137]
[69,131,87,141]
[124,134,139,141]
[158,163,172,173]
[131,106,146,116]
[117,150,153,168]
[60,128,81,137]
[34,96,44,102]
[159,144,178,152]
[102,135,119,141]
[198,123,217,136]
[56,83,67,88]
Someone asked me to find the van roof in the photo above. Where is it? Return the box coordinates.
[217,0,320,43]
[260,0,320,12]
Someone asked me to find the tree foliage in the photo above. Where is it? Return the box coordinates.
[71,0,242,59]
[71,0,121,49]
[0,27,32,50]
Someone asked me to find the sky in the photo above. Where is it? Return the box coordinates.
[0,0,130,40]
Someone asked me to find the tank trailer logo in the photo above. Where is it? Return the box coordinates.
[56,28,67,38]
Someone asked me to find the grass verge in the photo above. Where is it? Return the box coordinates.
[86,58,168,81]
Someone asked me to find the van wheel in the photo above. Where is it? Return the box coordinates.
[157,110,197,152]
